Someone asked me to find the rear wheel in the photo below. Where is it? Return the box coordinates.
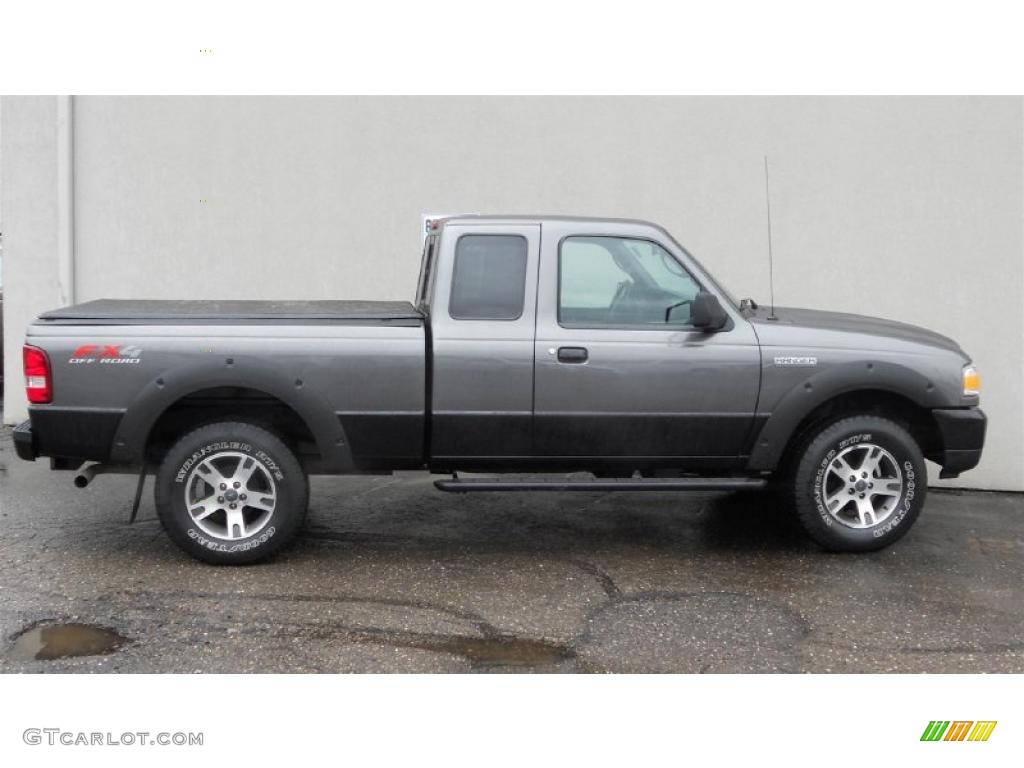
[792,415,926,552]
[155,421,308,564]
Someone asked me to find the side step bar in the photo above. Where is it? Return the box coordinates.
[434,477,767,493]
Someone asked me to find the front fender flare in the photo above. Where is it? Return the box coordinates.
[746,360,948,471]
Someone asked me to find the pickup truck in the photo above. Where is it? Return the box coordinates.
[14,216,986,564]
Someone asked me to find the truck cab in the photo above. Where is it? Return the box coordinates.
[419,216,760,473]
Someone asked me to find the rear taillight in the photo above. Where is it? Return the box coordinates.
[23,344,53,404]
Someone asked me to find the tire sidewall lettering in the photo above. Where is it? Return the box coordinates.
[187,525,277,553]
[174,441,284,483]
[813,448,836,527]
[872,460,915,538]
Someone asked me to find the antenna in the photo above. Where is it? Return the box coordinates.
[763,156,778,321]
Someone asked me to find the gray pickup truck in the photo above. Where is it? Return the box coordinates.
[15,216,986,563]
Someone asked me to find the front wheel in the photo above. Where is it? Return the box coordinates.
[155,421,308,564]
[792,415,926,552]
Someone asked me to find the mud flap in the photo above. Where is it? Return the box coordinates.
[128,466,148,523]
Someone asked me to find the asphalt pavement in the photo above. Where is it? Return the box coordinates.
[1,426,1021,673]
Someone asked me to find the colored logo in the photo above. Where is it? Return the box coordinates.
[69,344,143,365]
[921,721,997,742]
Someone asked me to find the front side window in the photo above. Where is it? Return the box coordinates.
[449,234,528,320]
[559,236,702,327]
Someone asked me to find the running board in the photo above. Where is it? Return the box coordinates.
[434,477,766,493]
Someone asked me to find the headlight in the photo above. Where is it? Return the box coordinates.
[962,365,980,396]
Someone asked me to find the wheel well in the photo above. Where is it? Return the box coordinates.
[145,387,320,464]
[778,389,942,473]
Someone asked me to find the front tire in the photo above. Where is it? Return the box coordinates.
[792,415,926,552]
[155,421,308,564]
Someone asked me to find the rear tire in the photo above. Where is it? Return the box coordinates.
[791,415,926,552]
[155,421,308,564]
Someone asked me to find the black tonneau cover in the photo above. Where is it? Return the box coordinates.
[38,299,424,326]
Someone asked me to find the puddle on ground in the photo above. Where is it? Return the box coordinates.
[9,623,127,661]
[357,633,573,669]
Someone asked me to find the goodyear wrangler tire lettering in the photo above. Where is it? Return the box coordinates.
[174,442,254,483]
[792,416,926,552]
[187,526,277,553]
[155,422,307,565]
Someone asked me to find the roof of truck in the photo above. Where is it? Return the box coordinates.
[436,214,667,228]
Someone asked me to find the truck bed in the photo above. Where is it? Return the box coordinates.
[38,299,424,326]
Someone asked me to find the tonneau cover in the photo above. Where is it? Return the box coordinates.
[38,299,423,325]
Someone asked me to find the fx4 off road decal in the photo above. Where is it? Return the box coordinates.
[69,344,143,365]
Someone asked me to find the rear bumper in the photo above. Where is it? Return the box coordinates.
[20,406,123,464]
[932,407,986,479]
[13,420,37,461]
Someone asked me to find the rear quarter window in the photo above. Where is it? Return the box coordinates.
[449,235,528,321]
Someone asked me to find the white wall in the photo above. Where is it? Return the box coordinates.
[3,96,1022,490]
[1,97,72,424]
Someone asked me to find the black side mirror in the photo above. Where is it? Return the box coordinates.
[690,291,729,331]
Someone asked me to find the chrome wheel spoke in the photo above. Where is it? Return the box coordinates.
[855,497,878,527]
[858,446,883,478]
[830,455,856,480]
[233,457,261,487]
[246,494,276,512]
[824,488,849,511]
[198,460,229,490]
[189,503,219,521]
[225,507,247,539]
[870,482,900,497]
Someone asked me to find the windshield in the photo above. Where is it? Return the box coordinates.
[660,231,740,309]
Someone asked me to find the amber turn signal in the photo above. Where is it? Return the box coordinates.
[962,365,980,396]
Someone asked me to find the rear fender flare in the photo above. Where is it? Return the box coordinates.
[109,356,353,471]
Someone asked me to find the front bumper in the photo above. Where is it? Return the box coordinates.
[932,407,986,479]
[13,420,37,461]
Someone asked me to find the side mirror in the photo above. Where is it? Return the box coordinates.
[690,291,729,331]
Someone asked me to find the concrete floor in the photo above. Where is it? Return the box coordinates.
[1,426,1022,673]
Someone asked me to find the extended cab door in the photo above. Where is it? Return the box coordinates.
[428,222,541,464]
[532,221,760,469]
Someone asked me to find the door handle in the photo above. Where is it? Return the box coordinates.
[557,346,588,363]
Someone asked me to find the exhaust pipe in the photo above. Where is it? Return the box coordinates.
[74,463,113,488]
[74,466,97,488]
